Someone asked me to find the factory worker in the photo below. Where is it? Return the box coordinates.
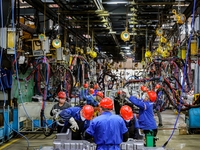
[82,88,98,107]
[122,88,157,147]
[93,91,104,117]
[59,105,94,140]
[120,105,141,139]
[50,91,71,133]
[85,97,129,150]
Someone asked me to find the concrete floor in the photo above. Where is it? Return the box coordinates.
[0,109,200,150]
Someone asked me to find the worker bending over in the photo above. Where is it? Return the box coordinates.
[120,105,141,139]
[58,105,94,140]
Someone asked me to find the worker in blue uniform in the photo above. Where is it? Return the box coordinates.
[58,105,94,140]
[81,87,98,107]
[120,105,141,139]
[85,97,129,150]
[122,88,157,146]
[154,84,163,127]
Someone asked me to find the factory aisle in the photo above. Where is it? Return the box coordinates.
[0,109,199,150]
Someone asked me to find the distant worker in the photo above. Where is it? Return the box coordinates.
[59,105,94,140]
[120,105,141,139]
[154,84,163,127]
[93,83,99,95]
[94,91,104,117]
[82,88,98,107]
[122,88,158,146]
[85,97,129,150]
[50,91,71,133]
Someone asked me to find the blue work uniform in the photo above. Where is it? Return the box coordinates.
[86,111,128,150]
[154,91,164,111]
[129,96,157,130]
[80,88,98,106]
[124,114,140,139]
[59,106,90,139]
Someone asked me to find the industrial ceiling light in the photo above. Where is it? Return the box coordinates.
[133,32,137,35]
[132,13,137,17]
[132,27,136,31]
[106,26,111,29]
[101,17,108,22]
[98,13,110,17]
[129,0,136,5]
[130,17,137,21]
[129,21,138,24]
[130,8,137,12]
[109,30,116,34]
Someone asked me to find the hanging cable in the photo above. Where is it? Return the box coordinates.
[162,0,197,147]
[0,0,30,148]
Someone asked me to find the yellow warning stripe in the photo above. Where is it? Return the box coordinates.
[0,138,20,150]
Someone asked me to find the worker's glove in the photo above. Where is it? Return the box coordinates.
[52,109,59,115]
[69,117,79,130]
[122,88,130,98]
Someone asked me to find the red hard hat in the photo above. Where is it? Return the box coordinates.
[96,91,104,98]
[120,105,133,120]
[147,91,157,102]
[141,85,149,92]
[155,84,161,89]
[89,88,95,95]
[83,83,88,88]
[58,91,66,98]
[82,105,94,120]
[99,97,113,110]
[93,84,99,90]
[117,91,121,95]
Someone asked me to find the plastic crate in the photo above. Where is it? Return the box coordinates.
[33,120,40,128]
[189,108,200,128]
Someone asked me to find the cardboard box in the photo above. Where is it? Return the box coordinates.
[179,128,187,135]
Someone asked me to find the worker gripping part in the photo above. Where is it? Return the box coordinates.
[85,97,129,150]
[122,88,157,147]
[50,91,71,133]
[59,105,94,140]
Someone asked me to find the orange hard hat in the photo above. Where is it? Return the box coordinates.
[96,91,104,98]
[83,83,88,88]
[58,91,66,98]
[89,88,95,95]
[155,84,161,89]
[99,97,113,110]
[120,105,133,120]
[93,84,99,89]
[141,85,149,92]
[82,105,94,120]
[147,91,157,102]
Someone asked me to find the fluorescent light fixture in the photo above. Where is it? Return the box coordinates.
[98,14,110,17]
[121,46,130,49]
[129,21,138,24]
[126,52,132,55]
[109,31,116,34]
[103,2,128,4]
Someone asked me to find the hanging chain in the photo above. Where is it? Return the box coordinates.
[178,0,181,14]
[125,5,128,30]
[87,15,90,47]
[43,0,46,35]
